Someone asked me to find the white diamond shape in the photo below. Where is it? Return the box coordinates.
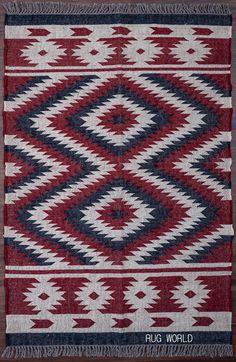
[73,41,114,67]
[171,276,210,310]
[75,280,112,312]
[171,39,212,64]
[123,39,163,65]
[124,278,160,309]
[24,280,65,312]
[22,41,65,66]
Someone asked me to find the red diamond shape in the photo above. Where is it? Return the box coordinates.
[97,198,137,230]
[89,292,99,300]
[185,290,196,298]
[135,291,146,299]
[187,48,195,54]
[90,49,99,56]
[98,104,139,135]
[38,50,48,56]
[38,293,49,300]
[137,48,145,54]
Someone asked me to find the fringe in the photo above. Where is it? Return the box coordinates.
[1,344,234,359]
[3,2,231,15]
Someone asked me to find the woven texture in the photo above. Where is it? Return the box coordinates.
[3,2,233,358]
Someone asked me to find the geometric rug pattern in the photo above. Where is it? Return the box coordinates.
[3,3,233,358]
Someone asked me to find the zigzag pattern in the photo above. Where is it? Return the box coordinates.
[5,72,232,266]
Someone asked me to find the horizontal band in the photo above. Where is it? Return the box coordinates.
[5,331,232,346]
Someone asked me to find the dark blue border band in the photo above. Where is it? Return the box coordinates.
[7,332,232,346]
[6,14,232,26]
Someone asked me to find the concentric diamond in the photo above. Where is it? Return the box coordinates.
[97,104,139,135]
[97,198,138,230]
[68,81,169,154]
[74,94,155,147]
[66,179,169,251]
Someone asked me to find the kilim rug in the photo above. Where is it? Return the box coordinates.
[2,1,233,359]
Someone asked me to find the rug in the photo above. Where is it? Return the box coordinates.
[2,2,233,359]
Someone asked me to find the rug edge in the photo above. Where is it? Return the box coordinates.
[1,344,234,359]
[2,2,231,15]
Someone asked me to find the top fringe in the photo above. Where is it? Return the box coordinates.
[2,2,231,16]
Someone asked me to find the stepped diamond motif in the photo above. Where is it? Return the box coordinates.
[67,179,169,251]
[4,72,232,266]
[22,40,66,66]
[68,80,169,154]
[24,280,65,313]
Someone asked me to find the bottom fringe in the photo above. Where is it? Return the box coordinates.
[1,344,233,359]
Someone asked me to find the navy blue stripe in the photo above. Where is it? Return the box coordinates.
[192,74,232,98]
[189,235,233,262]
[5,237,52,265]
[6,332,232,346]
[6,14,232,26]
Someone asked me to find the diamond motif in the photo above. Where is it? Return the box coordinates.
[5,72,232,267]
[73,41,114,66]
[89,292,99,300]
[97,104,139,135]
[171,39,212,63]
[75,280,112,312]
[38,49,48,56]
[171,277,210,310]
[125,279,159,309]
[68,80,169,154]
[135,291,146,299]
[38,293,50,301]
[185,290,196,299]
[123,39,163,65]
[67,179,169,251]
[24,280,65,312]
[3,18,233,345]
[73,94,155,147]
[97,198,137,230]
[22,40,66,66]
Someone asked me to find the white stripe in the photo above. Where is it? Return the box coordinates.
[5,262,231,270]
[6,64,231,70]
[5,70,231,76]
[172,225,234,262]
[5,24,232,39]
[5,271,232,278]
[6,312,231,333]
